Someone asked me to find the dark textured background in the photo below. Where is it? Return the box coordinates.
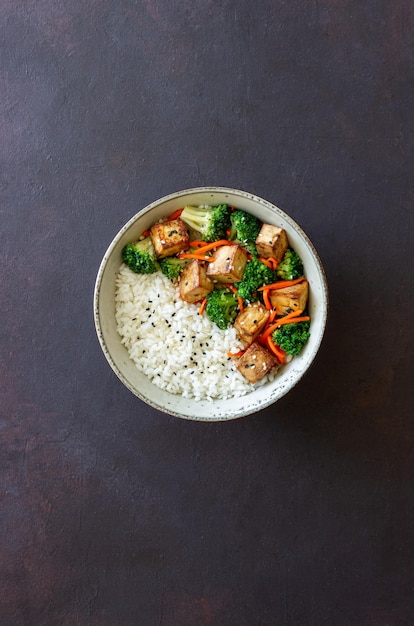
[1,1,414,625]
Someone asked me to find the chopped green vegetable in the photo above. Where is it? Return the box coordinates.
[180,204,232,242]
[159,256,188,280]
[236,258,277,304]
[276,249,304,281]
[229,209,261,256]
[122,237,159,274]
[205,288,239,330]
[272,319,310,355]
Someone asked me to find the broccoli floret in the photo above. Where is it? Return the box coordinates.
[180,204,232,242]
[236,258,277,304]
[122,237,159,274]
[276,249,304,281]
[159,256,188,280]
[229,209,261,256]
[272,320,310,356]
[205,288,239,330]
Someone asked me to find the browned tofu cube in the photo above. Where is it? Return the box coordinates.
[150,218,189,259]
[234,302,270,345]
[206,245,248,283]
[179,260,214,303]
[255,224,289,261]
[236,342,278,383]
[269,279,309,315]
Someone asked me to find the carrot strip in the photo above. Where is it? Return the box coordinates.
[269,310,277,323]
[260,322,280,341]
[259,257,273,269]
[225,283,237,293]
[268,257,279,269]
[274,315,310,327]
[189,240,208,248]
[198,298,208,315]
[177,253,214,262]
[263,289,272,310]
[267,336,286,363]
[227,349,245,358]
[259,310,307,341]
[237,296,244,312]
[167,208,183,220]
[258,277,306,291]
[141,229,150,237]
[193,239,237,254]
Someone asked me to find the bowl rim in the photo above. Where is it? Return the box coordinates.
[94,186,329,420]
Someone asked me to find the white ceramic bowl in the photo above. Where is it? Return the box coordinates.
[94,187,328,421]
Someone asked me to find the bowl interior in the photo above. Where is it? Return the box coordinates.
[94,187,328,421]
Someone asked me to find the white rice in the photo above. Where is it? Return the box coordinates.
[115,265,278,401]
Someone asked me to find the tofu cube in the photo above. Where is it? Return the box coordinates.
[150,218,189,259]
[269,279,309,315]
[236,342,279,384]
[179,260,214,303]
[206,245,248,283]
[234,302,270,345]
[255,224,289,261]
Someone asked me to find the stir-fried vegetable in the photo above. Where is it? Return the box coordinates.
[121,204,311,382]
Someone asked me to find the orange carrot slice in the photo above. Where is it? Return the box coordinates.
[167,208,183,220]
[258,277,306,291]
[227,349,245,358]
[198,298,208,315]
[267,336,286,363]
[177,253,214,262]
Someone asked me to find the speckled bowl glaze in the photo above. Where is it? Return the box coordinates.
[94,187,328,421]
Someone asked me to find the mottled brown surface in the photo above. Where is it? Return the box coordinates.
[1,1,414,624]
